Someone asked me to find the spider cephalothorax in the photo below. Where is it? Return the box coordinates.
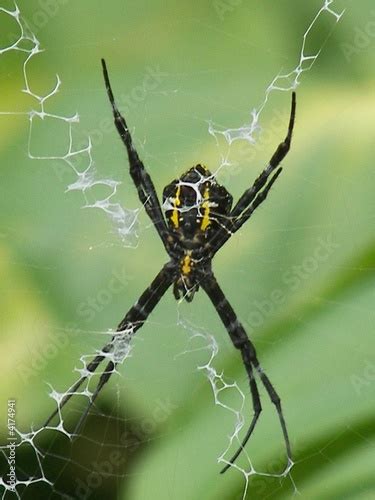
[45,59,296,475]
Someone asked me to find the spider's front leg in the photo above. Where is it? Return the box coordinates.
[231,92,296,218]
[101,58,171,251]
[210,92,296,254]
[200,271,292,473]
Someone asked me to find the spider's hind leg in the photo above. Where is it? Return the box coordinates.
[221,339,292,473]
[220,358,262,474]
[42,343,113,428]
[73,359,116,436]
[201,273,292,473]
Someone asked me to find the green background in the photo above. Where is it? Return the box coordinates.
[1,0,374,498]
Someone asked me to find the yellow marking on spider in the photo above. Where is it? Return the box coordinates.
[171,185,181,228]
[182,253,192,275]
[201,186,211,231]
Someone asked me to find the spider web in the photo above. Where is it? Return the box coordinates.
[0,1,346,499]
[0,2,140,248]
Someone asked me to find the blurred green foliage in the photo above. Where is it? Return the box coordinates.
[1,0,374,498]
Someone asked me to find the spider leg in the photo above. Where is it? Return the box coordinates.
[200,271,292,473]
[229,167,283,234]
[73,359,115,435]
[231,92,296,218]
[210,92,296,253]
[43,262,176,431]
[42,346,111,428]
[220,361,262,474]
[73,262,176,433]
[101,58,171,251]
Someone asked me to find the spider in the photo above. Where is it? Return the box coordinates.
[45,59,296,473]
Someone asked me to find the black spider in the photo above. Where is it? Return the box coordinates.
[45,59,296,473]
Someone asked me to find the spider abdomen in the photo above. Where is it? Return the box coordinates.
[162,164,233,244]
